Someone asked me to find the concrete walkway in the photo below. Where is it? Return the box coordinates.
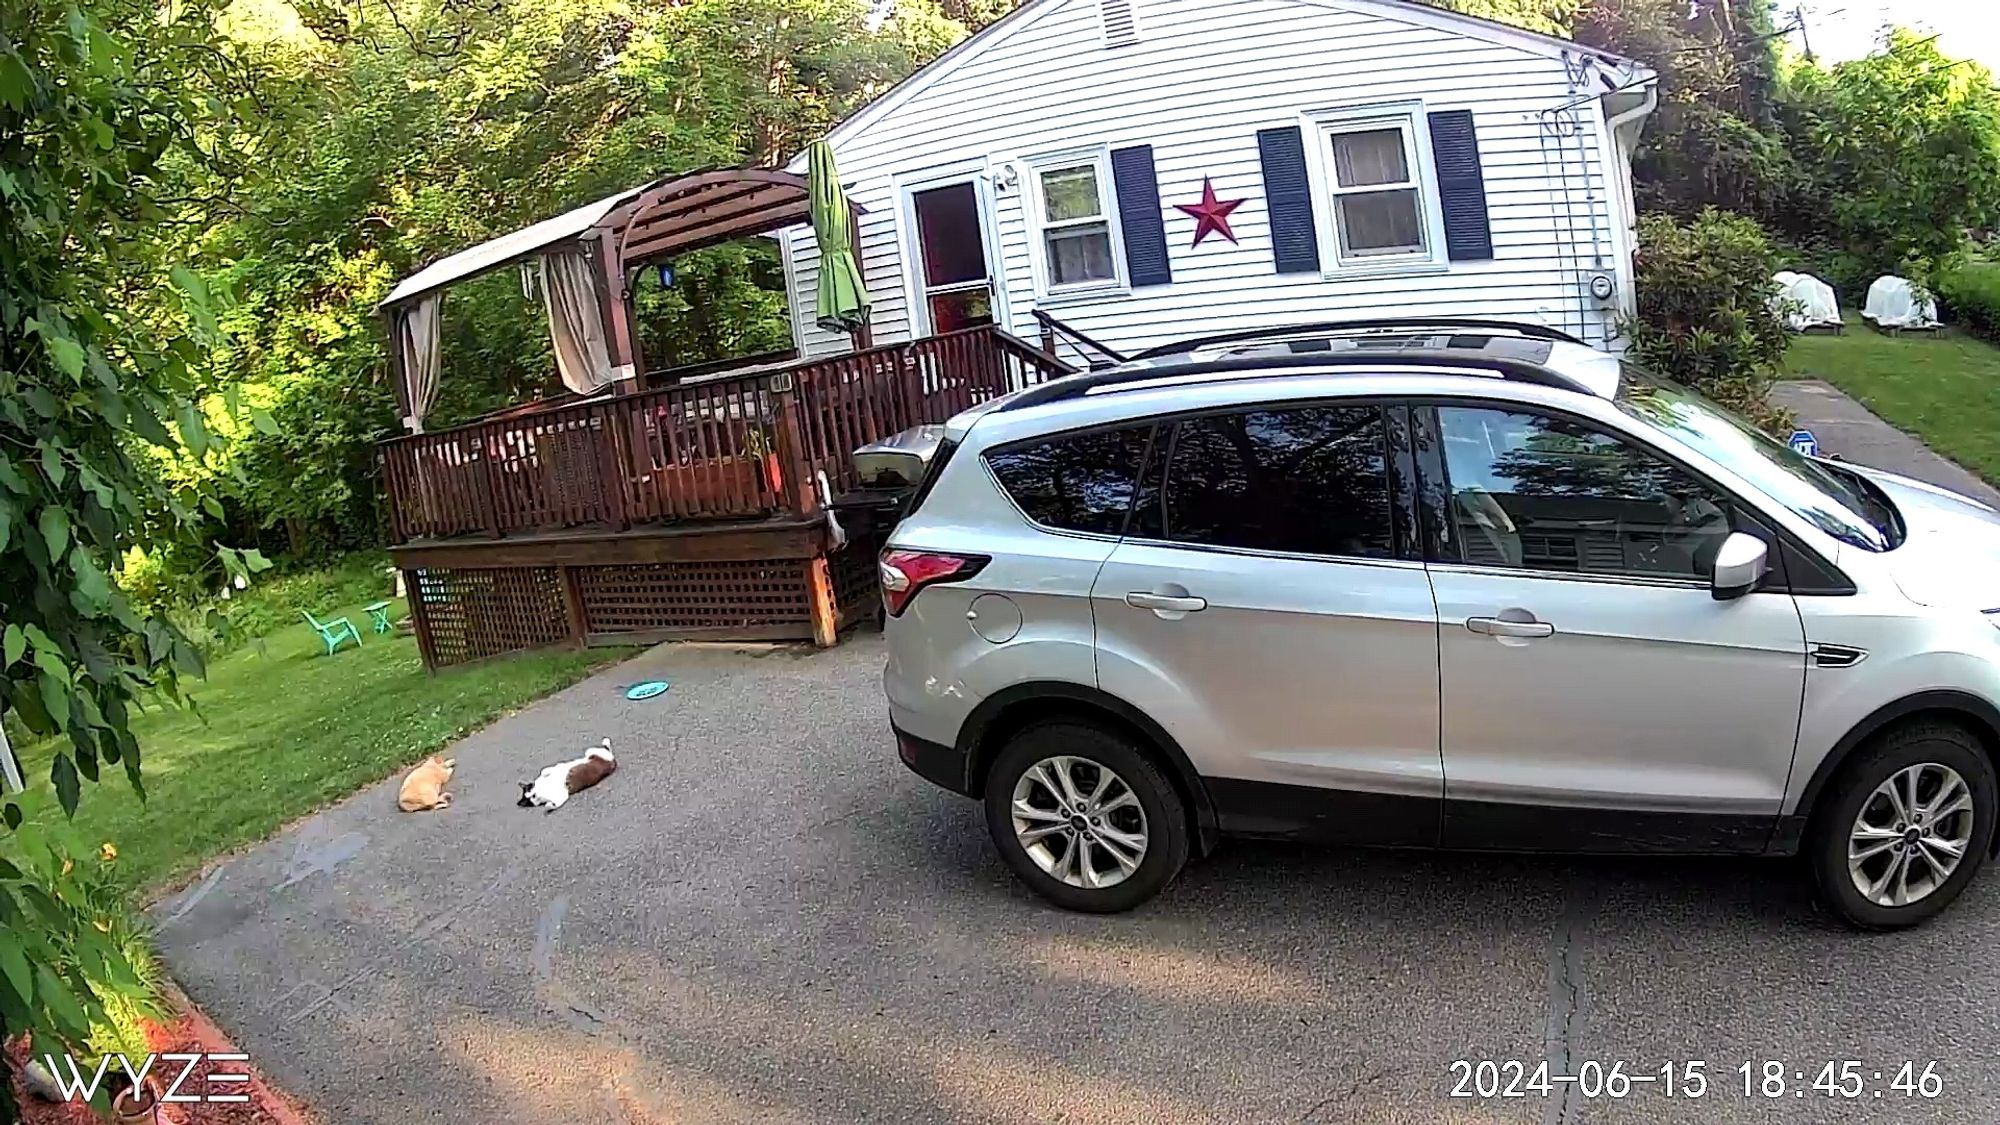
[1771,379,2000,506]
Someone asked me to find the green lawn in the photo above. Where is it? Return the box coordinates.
[18,593,627,893]
[1785,318,2000,486]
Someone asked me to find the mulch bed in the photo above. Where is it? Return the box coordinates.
[6,992,310,1125]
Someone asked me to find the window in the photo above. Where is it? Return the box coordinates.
[1325,121,1426,260]
[987,425,1154,535]
[1162,406,1395,558]
[1026,152,1123,293]
[1435,406,1734,580]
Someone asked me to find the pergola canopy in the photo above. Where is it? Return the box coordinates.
[379,167,840,313]
[380,166,862,431]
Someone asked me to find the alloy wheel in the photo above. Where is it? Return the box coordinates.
[1848,762,1976,908]
[1009,755,1150,889]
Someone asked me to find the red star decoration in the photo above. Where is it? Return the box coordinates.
[1174,176,1245,247]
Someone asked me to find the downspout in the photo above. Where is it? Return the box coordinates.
[1602,81,1658,323]
[1604,82,1658,150]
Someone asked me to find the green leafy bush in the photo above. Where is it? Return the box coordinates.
[1626,209,1794,429]
[3,0,268,1087]
[1,802,162,1109]
[1936,260,2000,344]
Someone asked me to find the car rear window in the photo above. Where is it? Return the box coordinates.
[985,425,1155,535]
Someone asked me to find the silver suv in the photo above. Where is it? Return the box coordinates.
[878,319,2000,929]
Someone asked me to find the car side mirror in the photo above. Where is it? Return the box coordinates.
[1710,531,1769,600]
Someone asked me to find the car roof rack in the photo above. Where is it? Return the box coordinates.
[1130,317,1586,360]
[997,349,1591,413]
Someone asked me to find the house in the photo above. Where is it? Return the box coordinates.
[372,0,1657,669]
[778,0,1657,364]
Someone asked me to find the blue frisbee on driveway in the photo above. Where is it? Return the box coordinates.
[625,680,670,701]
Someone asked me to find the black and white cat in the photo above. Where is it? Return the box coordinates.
[518,739,617,811]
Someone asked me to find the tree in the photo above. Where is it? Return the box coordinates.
[1776,30,2000,290]
[1,0,269,1105]
[1414,0,1576,37]
[1574,0,1793,218]
[193,0,965,561]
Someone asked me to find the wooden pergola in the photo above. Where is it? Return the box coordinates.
[379,167,865,432]
[372,165,1073,669]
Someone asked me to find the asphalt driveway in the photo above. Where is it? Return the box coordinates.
[151,632,2000,1125]
[153,384,2000,1124]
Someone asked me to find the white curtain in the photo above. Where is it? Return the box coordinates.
[541,245,615,394]
[398,292,443,432]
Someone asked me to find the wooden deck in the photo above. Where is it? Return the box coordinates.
[381,326,1069,667]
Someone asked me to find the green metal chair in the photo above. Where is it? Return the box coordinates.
[301,610,362,656]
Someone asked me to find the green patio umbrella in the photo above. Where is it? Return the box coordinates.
[808,140,871,335]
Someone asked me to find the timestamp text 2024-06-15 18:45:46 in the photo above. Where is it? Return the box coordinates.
[1449,1059,1945,1100]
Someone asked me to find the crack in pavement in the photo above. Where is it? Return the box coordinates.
[1298,1064,1397,1122]
[1542,876,1591,1125]
[412,863,521,942]
[286,968,370,1021]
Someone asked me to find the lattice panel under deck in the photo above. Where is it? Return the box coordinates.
[577,561,812,634]
[412,566,566,666]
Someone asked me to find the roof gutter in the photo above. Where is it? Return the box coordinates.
[1603,77,1658,137]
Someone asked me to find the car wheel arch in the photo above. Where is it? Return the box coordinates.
[958,681,1220,856]
[1797,690,2000,850]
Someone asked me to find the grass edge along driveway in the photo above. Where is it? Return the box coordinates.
[15,594,628,893]
[1785,318,2000,488]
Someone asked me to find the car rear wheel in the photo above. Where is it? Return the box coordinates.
[1808,721,1997,930]
[983,722,1187,912]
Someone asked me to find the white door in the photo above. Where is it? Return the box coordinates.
[902,175,1003,335]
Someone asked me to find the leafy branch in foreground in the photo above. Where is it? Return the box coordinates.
[2,0,270,1104]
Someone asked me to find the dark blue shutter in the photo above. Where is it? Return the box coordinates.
[1256,126,1320,274]
[1427,110,1493,261]
[1110,145,1172,287]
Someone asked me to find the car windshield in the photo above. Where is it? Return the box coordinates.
[1614,370,1899,552]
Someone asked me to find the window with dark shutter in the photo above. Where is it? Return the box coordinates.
[1110,145,1172,288]
[1426,109,1494,262]
[1256,126,1321,274]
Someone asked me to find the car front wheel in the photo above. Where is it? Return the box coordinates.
[1809,721,1997,930]
[983,722,1188,913]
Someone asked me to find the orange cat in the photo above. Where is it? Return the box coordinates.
[397,755,455,812]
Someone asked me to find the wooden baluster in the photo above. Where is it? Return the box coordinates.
[772,373,813,517]
[479,426,503,539]
[722,386,745,515]
[699,386,721,516]
[604,403,632,530]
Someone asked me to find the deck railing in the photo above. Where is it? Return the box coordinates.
[379,325,1071,544]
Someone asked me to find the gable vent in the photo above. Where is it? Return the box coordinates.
[1099,0,1138,48]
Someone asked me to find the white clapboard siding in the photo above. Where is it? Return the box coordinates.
[786,0,1633,360]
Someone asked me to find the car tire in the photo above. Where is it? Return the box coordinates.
[1808,721,1997,930]
[983,722,1188,913]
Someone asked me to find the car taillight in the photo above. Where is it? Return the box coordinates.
[879,549,988,617]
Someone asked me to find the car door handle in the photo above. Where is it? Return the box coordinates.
[1465,616,1554,638]
[1126,592,1207,613]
